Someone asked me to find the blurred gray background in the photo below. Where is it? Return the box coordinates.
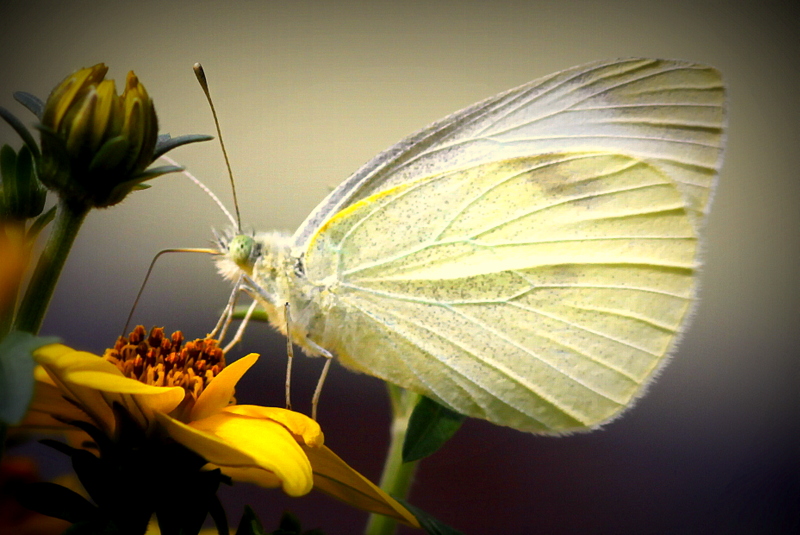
[1,1,798,533]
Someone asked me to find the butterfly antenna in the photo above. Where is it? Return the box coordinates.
[194,62,243,232]
[122,248,218,337]
[159,154,237,228]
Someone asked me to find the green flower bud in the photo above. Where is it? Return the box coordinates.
[1,64,212,212]
[38,65,161,208]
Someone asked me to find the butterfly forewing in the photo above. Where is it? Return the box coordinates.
[293,58,725,250]
[304,153,700,432]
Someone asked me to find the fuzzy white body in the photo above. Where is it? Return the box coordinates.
[216,231,345,359]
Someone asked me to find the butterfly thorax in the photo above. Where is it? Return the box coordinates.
[215,230,336,357]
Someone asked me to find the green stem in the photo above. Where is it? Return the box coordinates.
[366,385,420,535]
[14,198,89,334]
[0,421,6,463]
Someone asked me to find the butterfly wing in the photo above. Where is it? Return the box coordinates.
[296,59,726,433]
[292,58,726,251]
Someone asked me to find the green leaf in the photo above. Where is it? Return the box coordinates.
[16,481,98,523]
[88,136,129,174]
[400,501,465,535]
[0,331,58,425]
[236,505,267,535]
[14,91,45,119]
[152,133,214,161]
[402,396,465,463]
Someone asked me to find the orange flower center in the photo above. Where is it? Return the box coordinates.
[103,326,227,400]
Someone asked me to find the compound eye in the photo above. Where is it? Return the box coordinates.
[229,235,256,269]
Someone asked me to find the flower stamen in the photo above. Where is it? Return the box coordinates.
[103,326,228,402]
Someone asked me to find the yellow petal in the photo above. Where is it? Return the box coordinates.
[34,344,185,430]
[34,344,117,433]
[155,412,255,465]
[33,364,56,386]
[66,371,184,413]
[64,87,97,156]
[220,405,324,447]
[67,370,185,426]
[188,411,314,497]
[34,343,79,364]
[303,445,419,528]
[35,344,123,376]
[44,64,107,131]
[90,79,118,150]
[156,411,313,496]
[190,353,258,421]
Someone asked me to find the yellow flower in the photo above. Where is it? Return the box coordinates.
[21,327,418,528]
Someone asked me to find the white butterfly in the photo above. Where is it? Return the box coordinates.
[213,58,726,434]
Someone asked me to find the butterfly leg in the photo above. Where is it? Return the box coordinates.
[209,273,244,341]
[222,298,258,353]
[283,302,294,411]
[305,338,333,421]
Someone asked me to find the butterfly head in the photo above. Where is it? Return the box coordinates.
[214,229,262,281]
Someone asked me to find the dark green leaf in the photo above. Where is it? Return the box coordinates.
[16,481,98,523]
[98,164,183,207]
[0,106,40,159]
[16,145,45,217]
[27,205,56,241]
[0,144,46,219]
[155,466,222,535]
[14,91,45,119]
[0,331,58,424]
[400,501,465,535]
[403,396,465,462]
[130,164,184,182]
[0,144,16,213]
[235,505,266,535]
[209,495,230,535]
[152,133,214,161]
[278,511,303,533]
